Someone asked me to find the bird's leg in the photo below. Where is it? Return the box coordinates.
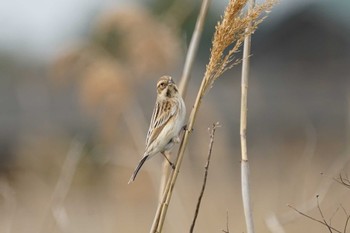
[178,124,189,139]
[161,152,175,169]
[182,124,193,132]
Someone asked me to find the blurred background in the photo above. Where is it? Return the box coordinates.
[1,0,350,232]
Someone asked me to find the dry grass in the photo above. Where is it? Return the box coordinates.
[202,0,276,94]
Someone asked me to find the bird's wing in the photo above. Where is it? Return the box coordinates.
[146,99,177,147]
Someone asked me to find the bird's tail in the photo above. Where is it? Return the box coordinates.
[128,155,148,184]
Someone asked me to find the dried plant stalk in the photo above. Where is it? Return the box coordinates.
[178,0,211,97]
[240,0,255,232]
[158,0,212,201]
[150,0,275,232]
[190,122,220,233]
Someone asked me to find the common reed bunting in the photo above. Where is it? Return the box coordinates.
[128,76,186,183]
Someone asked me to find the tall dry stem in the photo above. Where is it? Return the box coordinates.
[178,0,211,98]
[158,0,212,201]
[240,0,255,232]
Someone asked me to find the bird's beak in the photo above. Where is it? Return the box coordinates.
[168,78,175,84]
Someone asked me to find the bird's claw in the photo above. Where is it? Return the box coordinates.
[183,124,193,132]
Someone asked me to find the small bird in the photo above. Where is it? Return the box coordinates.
[128,76,186,183]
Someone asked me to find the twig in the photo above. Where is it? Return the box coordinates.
[340,204,350,233]
[190,122,220,233]
[287,204,342,233]
[316,195,333,233]
[266,154,350,233]
[222,211,230,233]
[338,204,349,233]
[334,174,350,189]
[344,215,350,233]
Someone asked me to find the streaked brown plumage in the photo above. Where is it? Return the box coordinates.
[128,76,186,183]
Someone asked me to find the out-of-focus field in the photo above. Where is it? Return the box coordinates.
[0,1,350,232]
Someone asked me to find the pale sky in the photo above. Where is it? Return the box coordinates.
[0,0,127,60]
[0,0,321,61]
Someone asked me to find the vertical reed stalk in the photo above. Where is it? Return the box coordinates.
[178,0,212,98]
[158,0,212,200]
[240,0,255,233]
[151,76,207,233]
[151,0,211,231]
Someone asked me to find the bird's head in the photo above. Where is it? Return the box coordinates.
[156,76,179,98]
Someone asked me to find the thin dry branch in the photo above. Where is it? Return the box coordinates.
[288,197,350,233]
[222,211,230,233]
[266,154,350,233]
[339,205,350,233]
[287,204,342,233]
[316,195,333,233]
[190,122,220,233]
[344,216,350,233]
[334,174,350,189]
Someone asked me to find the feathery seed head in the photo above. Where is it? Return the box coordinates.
[202,0,277,94]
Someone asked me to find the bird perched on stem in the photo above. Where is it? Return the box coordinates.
[128,76,186,183]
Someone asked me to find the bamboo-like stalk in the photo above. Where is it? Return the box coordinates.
[241,162,254,233]
[158,0,211,200]
[240,0,255,233]
[151,76,207,233]
[178,0,211,98]
[151,0,211,231]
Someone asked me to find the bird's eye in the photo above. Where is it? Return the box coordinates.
[160,83,165,87]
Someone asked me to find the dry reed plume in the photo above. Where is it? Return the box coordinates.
[202,0,276,94]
